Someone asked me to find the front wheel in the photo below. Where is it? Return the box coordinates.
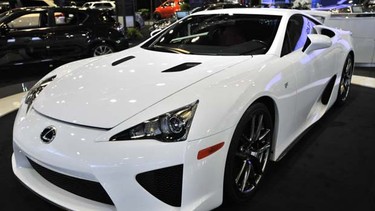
[224,103,273,203]
[92,43,114,57]
[336,55,354,106]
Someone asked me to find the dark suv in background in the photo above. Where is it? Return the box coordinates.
[0,7,128,72]
[0,1,10,13]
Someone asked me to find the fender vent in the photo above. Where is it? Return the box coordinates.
[112,56,135,66]
[162,62,201,73]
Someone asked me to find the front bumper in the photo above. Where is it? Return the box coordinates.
[12,105,233,210]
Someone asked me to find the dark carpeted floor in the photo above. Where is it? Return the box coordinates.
[1,84,374,210]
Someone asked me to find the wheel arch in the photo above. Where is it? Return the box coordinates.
[349,50,354,63]
[252,96,276,126]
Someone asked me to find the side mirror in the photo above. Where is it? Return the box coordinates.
[0,24,9,35]
[303,34,332,54]
[150,28,162,37]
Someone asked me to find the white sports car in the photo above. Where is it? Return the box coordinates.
[12,8,354,211]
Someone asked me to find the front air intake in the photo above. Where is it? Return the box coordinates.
[136,164,183,207]
[162,62,201,72]
[27,157,114,205]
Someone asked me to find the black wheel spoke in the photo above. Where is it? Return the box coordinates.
[249,115,256,142]
[240,162,251,192]
[258,128,271,141]
[235,160,247,184]
[256,142,271,154]
[254,114,264,141]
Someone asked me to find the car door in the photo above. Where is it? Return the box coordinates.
[281,14,337,132]
[0,11,51,67]
[47,9,90,62]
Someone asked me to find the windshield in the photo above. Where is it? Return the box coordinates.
[0,10,11,22]
[143,14,281,55]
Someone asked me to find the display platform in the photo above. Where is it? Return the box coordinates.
[1,70,374,210]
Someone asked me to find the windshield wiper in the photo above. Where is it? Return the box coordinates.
[147,45,190,54]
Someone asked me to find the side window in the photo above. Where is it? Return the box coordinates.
[98,11,115,23]
[54,11,79,26]
[102,3,113,8]
[7,12,48,29]
[281,15,317,57]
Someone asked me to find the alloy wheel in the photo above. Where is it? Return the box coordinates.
[93,44,114,56]
[234,111,272,193]
[224,103,273,203]
[339,56,354,103]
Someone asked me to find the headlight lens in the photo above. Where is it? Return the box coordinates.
[110,100,198,142]
[25,75,56,111]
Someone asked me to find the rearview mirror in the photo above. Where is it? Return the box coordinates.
[303,34,332,54]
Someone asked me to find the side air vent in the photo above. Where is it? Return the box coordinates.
[162,62,201,73]
[321,29,335,38]
[321,75,337,105]
[112,56,135,66]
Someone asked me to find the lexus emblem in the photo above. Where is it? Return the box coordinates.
[40,126,56,143]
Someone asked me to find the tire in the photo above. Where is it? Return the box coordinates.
[92,43,114,57]
[336,54,354,106]
[224,102,273,203]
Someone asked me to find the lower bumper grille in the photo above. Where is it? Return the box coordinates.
[27,157,114,205]
[136,164,183,207]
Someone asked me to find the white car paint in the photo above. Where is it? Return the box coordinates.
[12,8,354,210]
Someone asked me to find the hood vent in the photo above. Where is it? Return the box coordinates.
[162,62,201,73]
[112,56,135,66]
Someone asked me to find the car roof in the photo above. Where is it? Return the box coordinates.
[193,8,305,16]
[9,6,94,12]
[191,8,325,25]
[191,8,320,21]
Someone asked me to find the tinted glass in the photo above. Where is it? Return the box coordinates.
[0,11,9,22]
[54,11,80,25]
[98,11,115,23]
[7,12,48,28]
[294,16,316,51]
[283,14,317,55]
[144,14,281,55]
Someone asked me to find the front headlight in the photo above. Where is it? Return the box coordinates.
[25,75,56,111]
[110,100,198,142]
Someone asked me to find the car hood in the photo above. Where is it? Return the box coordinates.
[33,48,250,128]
